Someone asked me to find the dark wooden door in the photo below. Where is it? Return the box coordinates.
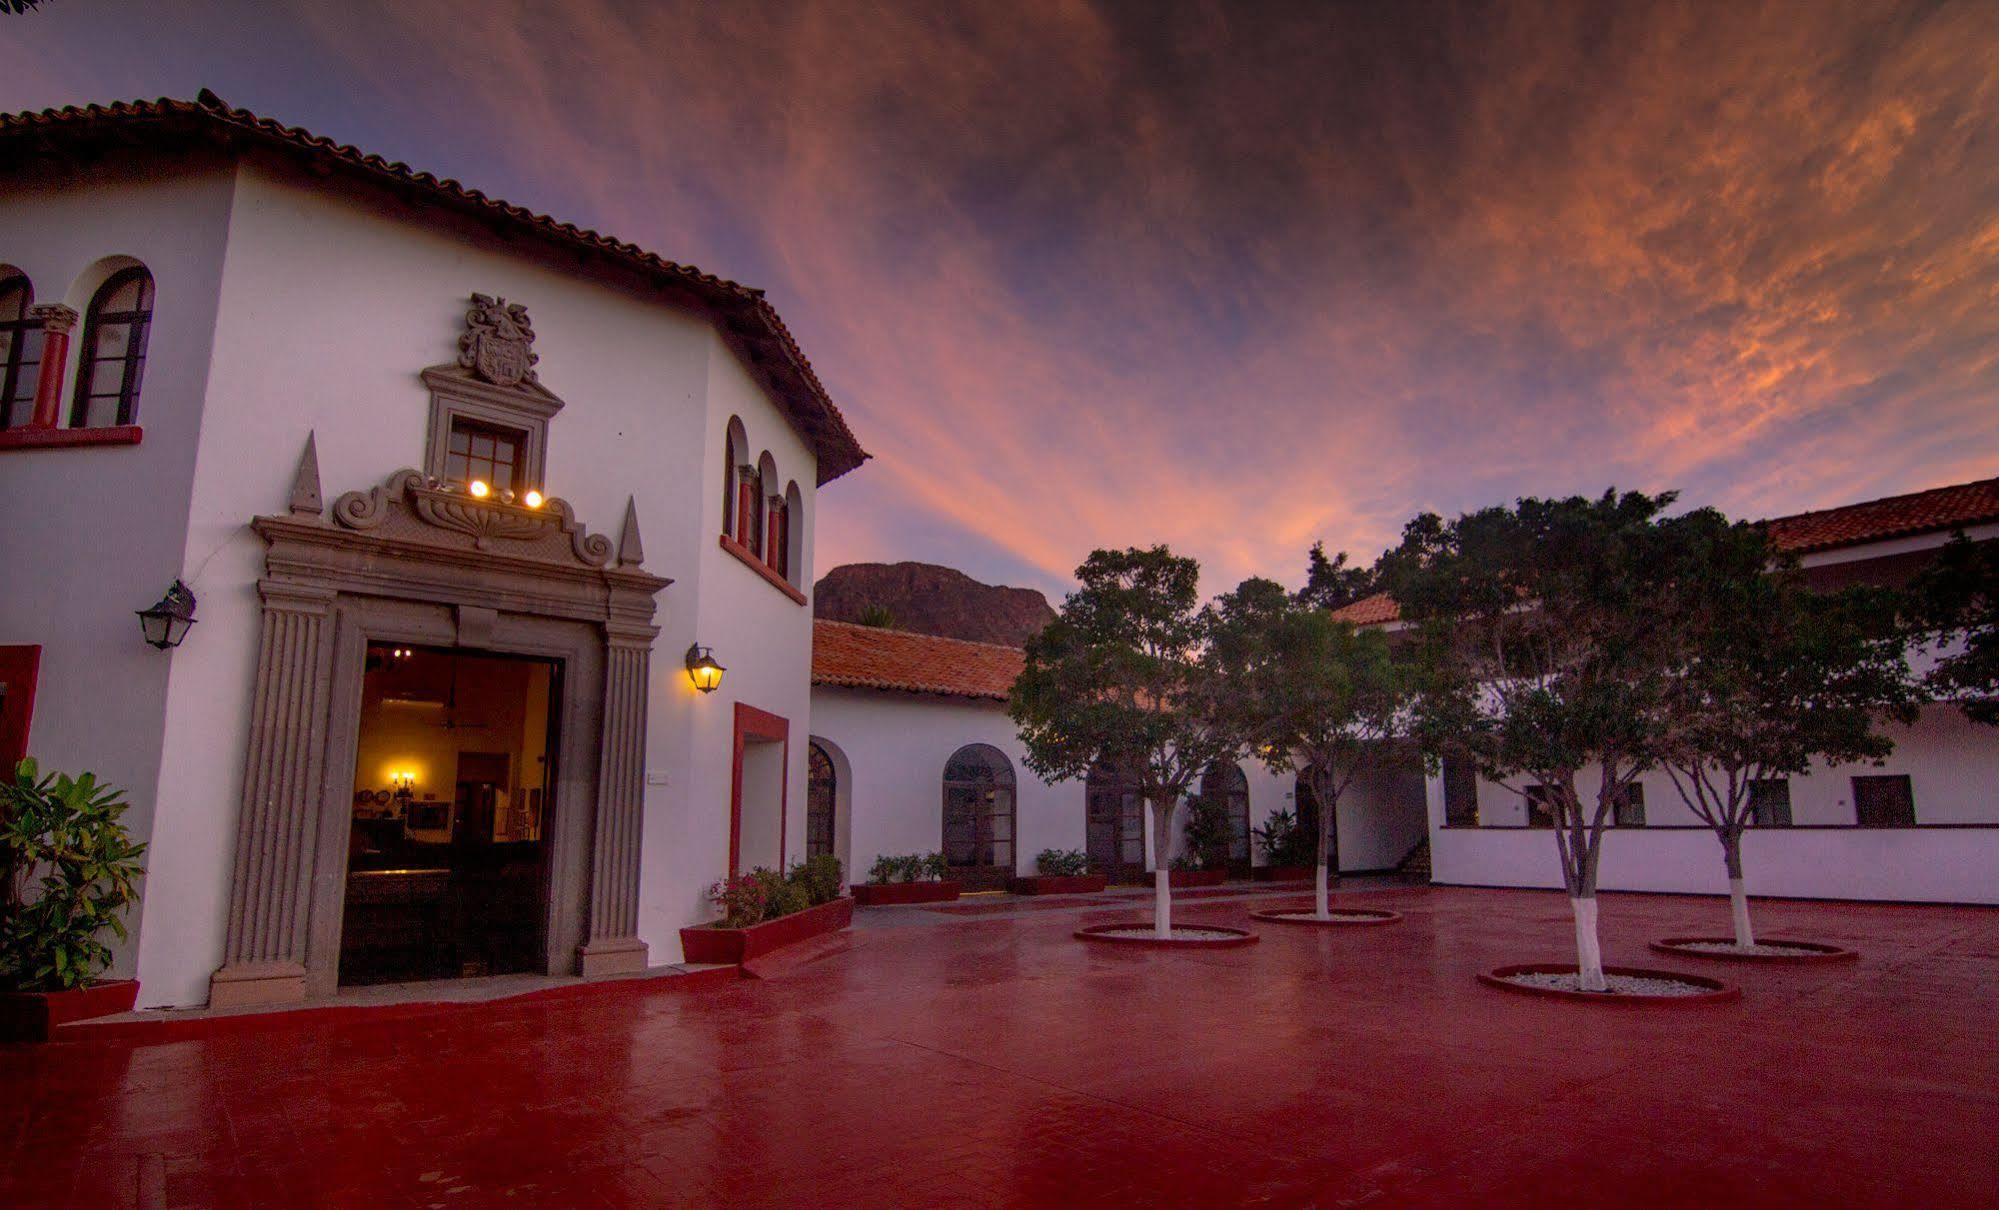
[1086,782,1146,883]
[942,744,1015,890]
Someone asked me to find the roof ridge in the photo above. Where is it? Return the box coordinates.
[1762,472,1999,527]
[813,617,1028,652]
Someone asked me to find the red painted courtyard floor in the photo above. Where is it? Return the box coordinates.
[3,884,1996,1208]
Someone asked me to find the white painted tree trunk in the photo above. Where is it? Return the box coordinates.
[1729,878,1755,948]
[1571,896,1607,992]
[1151,798,1175,938]
[1154,866,1172,938]
[1314,861,1330,920]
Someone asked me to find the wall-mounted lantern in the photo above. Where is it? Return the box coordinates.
[137,580,198,650]
[685,644,726,694]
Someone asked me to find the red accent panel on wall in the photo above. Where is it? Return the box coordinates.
[0,645,41,774]
[729,702,790,878]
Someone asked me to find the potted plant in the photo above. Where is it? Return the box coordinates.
[1251,809,1316,881]
[679,855,854,965]
[1167,855,1227,888]
[1010,848,1107,895]
[0,759,147,1041]
[850,852,962,905]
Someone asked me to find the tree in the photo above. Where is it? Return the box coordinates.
[1211,577,1411,919]
[1297,542,1379,612]
[1380,490,1706,991]
[1909,534,1999,725]
[1655,521,1919,946]
[1009,547,1244,937]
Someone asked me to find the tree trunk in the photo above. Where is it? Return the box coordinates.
[1314,787,1334,920]
[1722,830,1754,947]
[1150,795,1176,938]
[1571,894,1606,991]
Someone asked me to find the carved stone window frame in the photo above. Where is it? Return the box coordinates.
[422,365,561,493]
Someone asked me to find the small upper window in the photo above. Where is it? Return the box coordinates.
[1523,784,1557,828]
[1852,775,1914,828]
[71,266,154,428]
[444,417,527,491]
[1748,778,1792,827]
[0,274,42,429]
[1442,756,1479,826]
[1614,782,1646,827]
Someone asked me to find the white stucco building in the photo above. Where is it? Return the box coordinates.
[0,93,866,1009]
[1331,476,1999,906]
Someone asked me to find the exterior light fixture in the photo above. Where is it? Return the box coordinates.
[468,479,491,499]
[523,490,544,509]
[137,580,198,650]
[684,644,726,694]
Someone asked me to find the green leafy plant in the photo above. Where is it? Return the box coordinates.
[0,759,147,992]
[868,853,948,883]
[787,854,844,906]
[1035,848,1090,877]
[1180,793,1236,872]
[707,866,811,927]
[921,852,948,881]
[1252,809,1313,867]
[1169,854,1202,871]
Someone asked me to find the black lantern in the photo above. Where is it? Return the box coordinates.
[137,580,198,650]
[684,643,726,694]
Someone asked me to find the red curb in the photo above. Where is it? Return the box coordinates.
[1074,923,1261,949]
[1476,963,1740,1005]
[1649,937,1860,964]
[1249,907,1403,926]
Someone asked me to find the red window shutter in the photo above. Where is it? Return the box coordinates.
[0,645,41,774]
[766,502,785,572]
[736,479,757,548]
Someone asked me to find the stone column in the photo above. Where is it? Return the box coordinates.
[578,626,653,975]
[209,582,337,1007]
[24,304,77,429]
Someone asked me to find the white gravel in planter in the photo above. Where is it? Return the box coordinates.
[1669,940,1831,957]
[1266,910,1391,923]
[1502,972,1712,997]
[1092,927,1244,942]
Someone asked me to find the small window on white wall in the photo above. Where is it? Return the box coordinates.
[72,265,154,427]
[0,272,40,428]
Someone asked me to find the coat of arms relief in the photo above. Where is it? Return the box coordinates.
[458,293,539,387]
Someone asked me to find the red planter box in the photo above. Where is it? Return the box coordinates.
[850,880,962,906]
[1009,873,1109,896]
[1254,865,1317,882]
[679,897,853,965]
[1168,868,1227,888]
[0,979,140,1042]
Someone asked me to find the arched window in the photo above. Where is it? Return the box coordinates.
[1196,762,1252,870]
[942,743,1015,888]
[0,273,41,429]
[722,417,748,540]
[807,742,837,859]
[71,266,154,428]
[770,480,804,584]
[1085,759,1145,882]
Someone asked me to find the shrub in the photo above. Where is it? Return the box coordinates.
[921,852,948,881]
[1182,794,1236,870]
[1035,848,1090,877]
[708,866,812,927]
[1170,854,1202,871]
[867,853,950,884]
[787,854,844,906]
[1252,809,1314,867]
[0,759,147,992]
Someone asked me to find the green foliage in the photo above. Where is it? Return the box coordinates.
[1034,848,1090,877]
[1909,534,1999,726]
[0,759,147,992]
[1296,543,1379,612]
[787,854,845,906]
[1180,793,1235,870]
[1251,809,1313,867]
[856,604,899,629]
[867,853,948,884]
[1656,527,1919,845]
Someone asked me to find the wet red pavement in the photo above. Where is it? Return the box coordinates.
[3,885,1995,1208]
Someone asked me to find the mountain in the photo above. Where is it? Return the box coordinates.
[813,562,1056,647]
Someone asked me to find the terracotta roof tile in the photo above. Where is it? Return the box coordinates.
[812,619,1024,702]
[0,91,867,484]
[1330,472,1999,627]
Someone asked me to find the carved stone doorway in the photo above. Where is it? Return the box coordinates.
[209,439,669,1007]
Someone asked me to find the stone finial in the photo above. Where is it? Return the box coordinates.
[28,303,78,335]
[616,497,645,567]
[288,433,324,517]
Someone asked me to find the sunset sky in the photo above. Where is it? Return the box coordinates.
[6,1,1997,602]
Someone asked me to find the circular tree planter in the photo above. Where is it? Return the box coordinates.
[1074,923,1260,949]
[1249,907,1402,926]
[1649,937,1859,964]
[1477,963,1739,1005]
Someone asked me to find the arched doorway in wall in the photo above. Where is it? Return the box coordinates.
[1193,762,1252,877]
[1294,768,1340,872]
[807,741,837,861]
[1085,761,1147,884]
[941,744,1016,891]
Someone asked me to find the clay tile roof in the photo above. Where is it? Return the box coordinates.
[1330,472,1999,628]
[1761,474,1999,556]
[0,90,866,484]
[812,619,1025,702]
